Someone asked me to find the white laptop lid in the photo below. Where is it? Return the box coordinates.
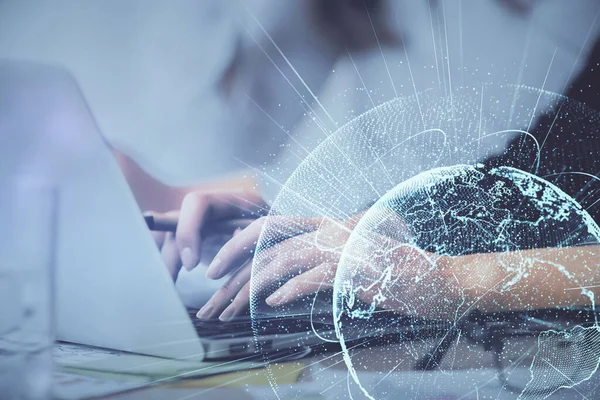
[0,60,205,360]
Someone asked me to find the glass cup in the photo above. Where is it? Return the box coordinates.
[0,178,57,400]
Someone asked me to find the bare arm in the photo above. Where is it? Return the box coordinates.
[449,245,600,313]
[113,149,259,212]
[259,240,600,319]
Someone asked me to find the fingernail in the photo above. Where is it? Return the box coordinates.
[219,305,236,322]
[181,247,196,271]
[196,302,214,319]
[266,291,285,307]
[206,257,222,279]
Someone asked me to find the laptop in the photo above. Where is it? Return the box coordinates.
[1,60,424,362]
[0,60,299,360]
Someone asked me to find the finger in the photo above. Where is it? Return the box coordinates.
[151,231,166,249]
[265,262,336,307]
[206,216,323,280]
[176,192,214,271]
[205,217,266,279]
[161,232,183,281]
[219,281,251,321]
[253,243,325,297]
[196,259,253,320]
[176,191,263,271]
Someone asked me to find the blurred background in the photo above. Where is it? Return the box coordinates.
[1,0,598,206]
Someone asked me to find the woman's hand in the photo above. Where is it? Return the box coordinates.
[197,215,356,320]
[147,188,267,281]
[260,227,458,319]
[196,208,462,321]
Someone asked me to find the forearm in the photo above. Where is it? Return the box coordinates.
[113,149,261,212]
[451,246,600,313]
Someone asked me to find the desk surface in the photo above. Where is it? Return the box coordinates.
[103,336,600,400]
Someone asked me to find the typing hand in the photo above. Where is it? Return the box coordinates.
[197,215,357,321]
[147,189,267,280]
[196,208,461,321]
[255,233,456,320]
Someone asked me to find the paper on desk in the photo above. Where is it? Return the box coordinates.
[54,342,125,365]
[55,342,261,379]
[170,363,305,388]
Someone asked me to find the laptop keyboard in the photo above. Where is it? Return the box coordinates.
[186,307,447,343]
[187,308,335,340]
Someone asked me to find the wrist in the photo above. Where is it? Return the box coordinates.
[446,252,507,314]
